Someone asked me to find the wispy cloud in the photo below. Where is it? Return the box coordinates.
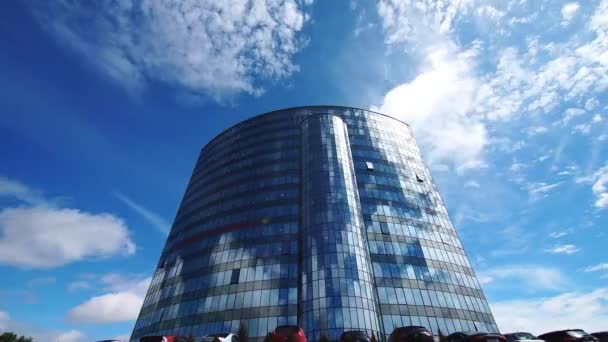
[548,231,568,239]
[527,182,561,201]
[584,263,608,272]
[113,190,170,235]
[544,244,580,255]
[27,0,313,100]
[478,265,566,291]
[0,176,45,205]
[577,164,608,208]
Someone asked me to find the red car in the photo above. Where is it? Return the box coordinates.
[271,325,308,342]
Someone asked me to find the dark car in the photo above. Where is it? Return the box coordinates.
[591,333,608,342]
[447,331,507,342]
[538,330,599,342]
[504,332,545,342]
[388,326,434,342]
[340,331,372,342]
[271,325,308,342]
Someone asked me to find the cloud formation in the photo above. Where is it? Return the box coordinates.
[0,206,135,268]
[68,274,151,323]
[373,0,608,172]
[28,0,312,99]
[491,288,608,335]
[0,176,135,269]
[374,42,488,171]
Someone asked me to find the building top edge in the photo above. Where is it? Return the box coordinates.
[200,105,410,152]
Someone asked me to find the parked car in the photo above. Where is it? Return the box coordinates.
[591,333,608,342]
[271,325,308,342]
[504,332,545,342]
[447,331,507,342]
[388,326,434,342]
[538,330,599,342]
[340,330,372,342]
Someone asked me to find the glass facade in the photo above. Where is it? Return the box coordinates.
[130,106,498,342]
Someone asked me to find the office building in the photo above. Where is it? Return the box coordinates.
[130,106,498,342]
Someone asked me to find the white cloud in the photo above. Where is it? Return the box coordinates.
[0,177,44,205]
[53,330,86,342]
[0,206,135,268]
[113,190,170,235]
[28,0,312,99]
[548,231,568,239]
[464,180,481,188]
[0,176,135,269]
[526,181,561,200]
[0,311,87,342]
[544,244,580,254]
[573,122,592,134]
[585,263,608,272]
[376,0,475,46]
[556,165,579,177]
[526,126,548,136]
[373,42,488,171]
[479,265,566,290]
[68,292,144,323]
[509,162,526,172]
[559,108,586,126]
[561,2,581,24]
[68,280,92,293]
[374,0,608,172]
[492,288,608,335]
[578,164,608,208]
[585,98,600,111]
[68,275,151,323]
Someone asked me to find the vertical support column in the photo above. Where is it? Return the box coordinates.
[300,114,380,341]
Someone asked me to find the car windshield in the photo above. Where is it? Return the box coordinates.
[515,333,536,340]
[567,331,590,338]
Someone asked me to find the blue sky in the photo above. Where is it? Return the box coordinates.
[0,0,607,340]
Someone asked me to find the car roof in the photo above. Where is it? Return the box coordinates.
[505,333,536,336]
[540,330,587,335]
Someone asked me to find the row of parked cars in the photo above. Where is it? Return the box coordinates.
[136,326,608,342]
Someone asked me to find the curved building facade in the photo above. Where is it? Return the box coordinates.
[130,106,498,342]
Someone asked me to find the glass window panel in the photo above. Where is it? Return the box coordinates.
[396,287,407,305]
